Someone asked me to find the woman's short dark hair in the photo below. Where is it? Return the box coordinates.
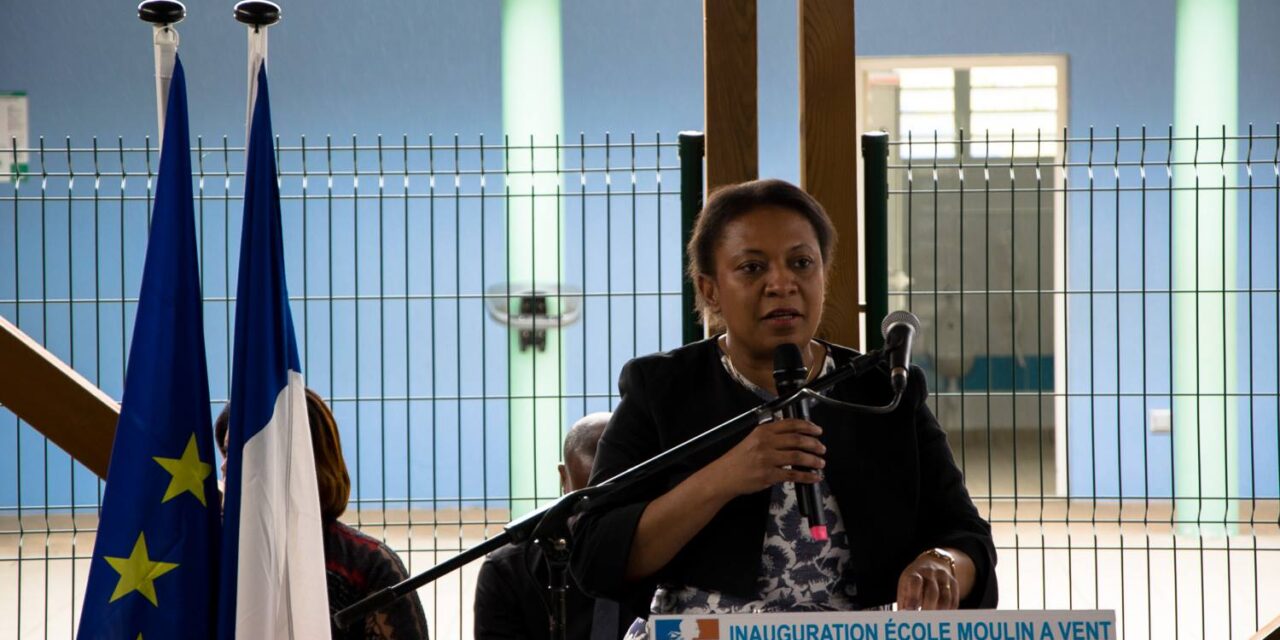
[214,388,351,522]
[686,178,838,327]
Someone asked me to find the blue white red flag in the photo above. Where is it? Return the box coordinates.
[216,60,330,639]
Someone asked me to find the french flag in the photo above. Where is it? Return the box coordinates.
[217,60,331,639]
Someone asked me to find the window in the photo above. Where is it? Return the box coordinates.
[969,65,1059,158]
[864,59,1064,160]
[893,67,958,160]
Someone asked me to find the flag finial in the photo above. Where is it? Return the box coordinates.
[137,0,185,26]
[234,0,281,28]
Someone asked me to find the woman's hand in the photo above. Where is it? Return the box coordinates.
[623,418,824,581]
[704,419,826,500]
[897,549,970,610]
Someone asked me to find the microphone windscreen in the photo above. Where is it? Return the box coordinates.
[881,310,920,339]
[772,343,807,386]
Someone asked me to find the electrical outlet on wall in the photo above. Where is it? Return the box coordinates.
[1150,409,1172,433]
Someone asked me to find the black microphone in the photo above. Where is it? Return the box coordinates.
[880,310,920,395]
[772,343,828,541]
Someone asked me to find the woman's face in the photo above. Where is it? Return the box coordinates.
[697,206,826,358]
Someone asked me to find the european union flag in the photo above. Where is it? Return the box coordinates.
[216,60,330,639]
[77,56,220,639]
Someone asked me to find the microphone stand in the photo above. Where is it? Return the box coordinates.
[332,349,901,633]
[542,535,571,640]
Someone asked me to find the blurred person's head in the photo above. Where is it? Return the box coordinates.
[687,179,836,361]
[558,412,610,494]
[215,388,351,521]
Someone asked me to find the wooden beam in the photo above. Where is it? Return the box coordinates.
[704,0,758,190]
[799,0,860,348]
[1254,612,1280,640]
[0,315,119,478]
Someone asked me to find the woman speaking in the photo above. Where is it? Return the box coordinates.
[570,179,996,636]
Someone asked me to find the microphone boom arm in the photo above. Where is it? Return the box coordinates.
[799,387,902,414]
[332,349,901,630]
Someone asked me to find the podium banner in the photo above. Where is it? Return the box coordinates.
[649,610,1116,640]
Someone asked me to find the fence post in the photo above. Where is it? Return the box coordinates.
[861,131,890,350]
[679,131,706,344]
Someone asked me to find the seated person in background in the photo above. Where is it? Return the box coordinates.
[569,179,997,638]
[216,389,429,640]
[475,412,623,640]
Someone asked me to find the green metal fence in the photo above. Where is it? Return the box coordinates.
[0,131,697,638]
[3,124,1280,639]
[863,126,1280,639]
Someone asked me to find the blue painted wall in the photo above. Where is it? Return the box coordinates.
[3,0,1278,509]
[5,1,1278,185]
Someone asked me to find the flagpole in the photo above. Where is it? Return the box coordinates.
[138,0,185,146]
[221,6,334,637]
[234,1,281,139]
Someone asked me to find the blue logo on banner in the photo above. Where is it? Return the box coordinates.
[654,620,683,639]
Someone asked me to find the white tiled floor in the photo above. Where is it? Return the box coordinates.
[4,506,1278,639]
[5,427,1280,640]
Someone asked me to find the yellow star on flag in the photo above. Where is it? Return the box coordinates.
[104,532,179,606]
[153,433,213,506]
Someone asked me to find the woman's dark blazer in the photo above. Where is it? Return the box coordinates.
[569,338,997,619]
